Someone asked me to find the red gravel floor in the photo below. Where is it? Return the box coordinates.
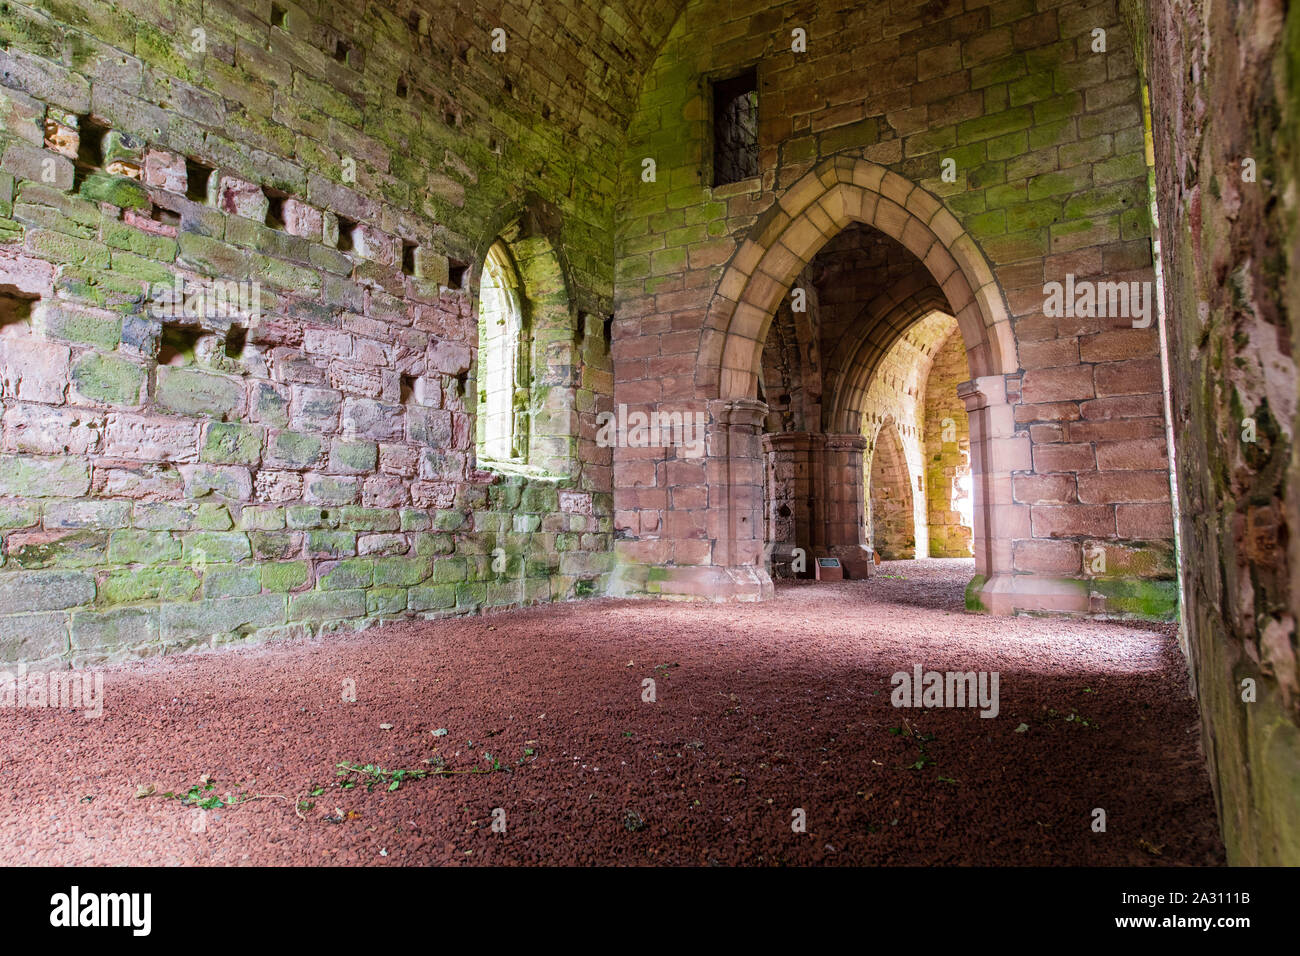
[0,559,1224,866]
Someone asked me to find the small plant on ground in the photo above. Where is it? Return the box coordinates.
[136,775,305,818]
[889,722,937,770]
[336,763,434,792]
[335,743,533,792]
[1047,707,1098,729]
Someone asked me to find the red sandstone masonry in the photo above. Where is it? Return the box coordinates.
[1094,358,1163,396]
[1032,443,1097,473]
[1013,473,1078,505]
[1096,436,1167,470]
[1116,501,1175,538]
[1077,470,1170,504]
[1030,504,1117,538]
[1020,366,1097,404]
[1013,537,1083,574]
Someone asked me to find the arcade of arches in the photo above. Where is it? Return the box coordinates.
[0,0,1294,863]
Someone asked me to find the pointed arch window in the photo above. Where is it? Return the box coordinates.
[476,241,530,464]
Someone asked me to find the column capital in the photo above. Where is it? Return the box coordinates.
[762,430,825,452]
[709,397,768,428]
[957,374,1008,413]
[824,432,869,452]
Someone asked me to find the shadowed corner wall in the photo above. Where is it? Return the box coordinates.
[1126,0,1300,864]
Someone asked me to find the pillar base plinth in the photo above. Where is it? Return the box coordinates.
[968,573,1090,615]
[611,562,774,602]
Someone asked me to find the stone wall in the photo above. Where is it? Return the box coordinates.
[1128,0,1300,864]
[0,0,634,664]
[925,329,974,557]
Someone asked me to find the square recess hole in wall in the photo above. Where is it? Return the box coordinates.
[447,260,468,290]
[711,68,758,187]
[149,203,181,228]
[73,115,110,188]
[264,188,288,229]
[186,157,215,202]
[402,241,418,276]
[336,216,357,252]
[225,324,248,359]
[0,287,40,337]
[157,323,204,366]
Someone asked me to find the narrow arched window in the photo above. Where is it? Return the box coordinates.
[476,241,529,464]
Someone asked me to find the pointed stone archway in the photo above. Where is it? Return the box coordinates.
[868,416,917,560]
[679,157,1047,613]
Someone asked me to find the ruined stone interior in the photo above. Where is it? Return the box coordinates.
[0,0,1295,865]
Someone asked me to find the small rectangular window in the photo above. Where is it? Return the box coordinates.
[71,115,110,190]
[712,68,758,187]
[150,203,181,228]
[75,116,109,169]
[225,324,248,359]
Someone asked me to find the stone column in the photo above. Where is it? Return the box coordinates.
[611,398,773,602]
[959,377,998,581]
[762,430,870,575]
[763,431,825,575]
[822,433,871,564]
[960,374,1085,614]
[707,398,769,572]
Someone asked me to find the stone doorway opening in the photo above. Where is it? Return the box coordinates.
[757,221,977,580]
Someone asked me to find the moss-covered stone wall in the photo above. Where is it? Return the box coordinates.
[1126,0,1300,865]
[0,0,661,664]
